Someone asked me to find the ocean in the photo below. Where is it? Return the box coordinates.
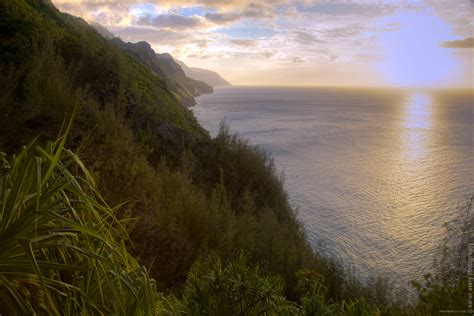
[194,86,473,288]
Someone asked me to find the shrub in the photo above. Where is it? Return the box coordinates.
[411,196,473,314]
[0,135,158,314]
[183,252,302,315]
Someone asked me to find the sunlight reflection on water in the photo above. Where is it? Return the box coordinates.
[401,93,433,162]
[403,93,432,130]
[194,87,473,293]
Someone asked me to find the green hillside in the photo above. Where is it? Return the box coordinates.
[0,0,470,314]
[0,0,205,141]
[0,0,321,300]
[110,39,213,107]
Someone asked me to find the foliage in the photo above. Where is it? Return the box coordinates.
[296,270,382,316]
[0,0,205,141]
[0,136,158,315]
[0,0,472,314]
[410,196,473,314]
[182,253,301,315]
[109,39,213,107]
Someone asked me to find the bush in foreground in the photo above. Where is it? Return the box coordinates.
[0,135,157,314]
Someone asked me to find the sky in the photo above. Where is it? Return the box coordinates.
[52,0,473,88]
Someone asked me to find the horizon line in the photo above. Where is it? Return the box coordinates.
[219,84,474,91]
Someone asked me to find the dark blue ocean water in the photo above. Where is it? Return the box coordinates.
[194,86,473,288]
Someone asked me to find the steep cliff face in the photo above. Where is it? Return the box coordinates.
[0,0,207,149]
[89,22,222,104]
[109,38,213,107]
[155,51,214,94]
[177,60,232,87]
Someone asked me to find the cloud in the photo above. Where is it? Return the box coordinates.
[195,39,209,48]
[319,26,364,39]
[51,0,473,87]
[55,2,132,26]
[294,30,325,45]
[328,55,338,62]
[239,3,274,19]
[230,39,257,47]
[296,2,403,17]
[292,56,305,63]
[55,1,273,28]
[205,12,239,24]
[187,53,213,59]
[425,0,474,37]
[111,26,195,46]
[441,37,474,48]
[263,51,275,59]
[136,13,206,30]
[205,3,274,25]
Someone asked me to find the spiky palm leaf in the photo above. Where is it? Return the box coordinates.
[0,136,158,315]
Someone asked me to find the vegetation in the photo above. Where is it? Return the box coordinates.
[0,0,471,314]
[109,39,213,107]
[410,197,473,314]
[0,135,158,315]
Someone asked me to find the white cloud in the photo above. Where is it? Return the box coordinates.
[52,0,472,87]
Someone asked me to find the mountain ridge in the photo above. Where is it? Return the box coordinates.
[89,22,229,103]
[177,60,232,87]
[87,22,212,107]
[109,37,213,107]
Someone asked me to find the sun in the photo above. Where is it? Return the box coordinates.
[378,11,457,88]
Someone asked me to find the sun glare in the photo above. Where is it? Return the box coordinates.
[379,11,457,88]
[401,92,433,162]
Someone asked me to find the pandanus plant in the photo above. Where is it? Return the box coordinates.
[0,126,158,314]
